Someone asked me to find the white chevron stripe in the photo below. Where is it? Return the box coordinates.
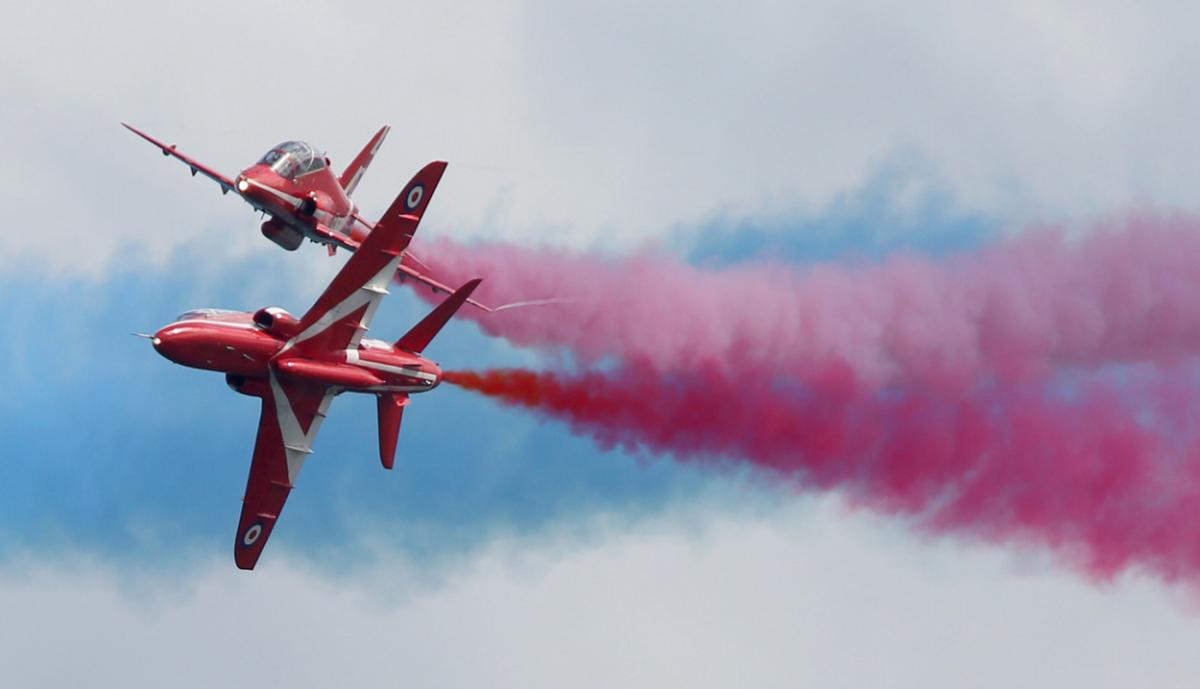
[269,370,335,484]
[283,255,403,353]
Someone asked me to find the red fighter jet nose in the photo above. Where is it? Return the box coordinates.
[151,325,184,362]
[235,167,258,195]
[235,164,279,202]
[152,323,212,367]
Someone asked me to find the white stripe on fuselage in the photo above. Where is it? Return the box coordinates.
[344,349,437,382]
[364,384,434,393]
[244,177,349,238]
[243,177,302,207]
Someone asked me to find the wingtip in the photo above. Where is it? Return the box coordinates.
[467,297,495,313]
[234,543,264,571]
[121,122,154,142]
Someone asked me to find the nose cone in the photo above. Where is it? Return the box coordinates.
[152,324,199,365]
[151,325,177,361]
[236,164,285,204]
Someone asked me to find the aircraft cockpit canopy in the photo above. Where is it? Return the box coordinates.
[258,141,326,180]
[176,308,241,321]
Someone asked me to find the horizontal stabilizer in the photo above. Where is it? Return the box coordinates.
[395,278,483,354]
[377,393,409,470]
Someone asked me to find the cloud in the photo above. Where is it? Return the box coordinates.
[6,3,1200,680]
[675,153,1000,266]
[6,1,1200,275]
[2,502,1199,689]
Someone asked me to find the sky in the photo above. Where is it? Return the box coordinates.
[4,1,1200,687]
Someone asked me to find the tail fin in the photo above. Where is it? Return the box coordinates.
[395,278,483,354]
[339,125,390,196]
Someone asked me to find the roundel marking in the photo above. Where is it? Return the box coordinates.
[405,185,424,210]
[242,522,264,547]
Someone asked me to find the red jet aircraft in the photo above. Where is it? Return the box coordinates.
[124,123,388,251]
[123,123,481,304]
[147,161,479,570]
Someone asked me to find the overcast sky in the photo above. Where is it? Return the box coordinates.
[4,2,1200,687]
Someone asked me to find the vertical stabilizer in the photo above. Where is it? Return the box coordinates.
[340,125,391,197]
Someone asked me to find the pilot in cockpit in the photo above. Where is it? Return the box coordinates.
[256,141,327,180]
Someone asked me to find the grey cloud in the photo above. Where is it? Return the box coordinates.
[6,1,1200,275]
[3,502,1199,689]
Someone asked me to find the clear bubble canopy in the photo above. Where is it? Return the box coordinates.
[257,140,326,179]
[175,308,241,321]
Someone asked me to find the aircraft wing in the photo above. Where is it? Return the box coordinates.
[285,161,448,356]
[396,257,575,314]
[396,261,495,312]
[234,372,335,570]
[122,123,238,195]
[311,223,360,252]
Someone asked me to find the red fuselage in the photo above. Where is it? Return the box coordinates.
[153,311,441,395]
[122,125,384,253]
[236,164,354,231]
[232,140,366,251]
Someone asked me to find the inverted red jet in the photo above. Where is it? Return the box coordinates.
[147,161,479,570]
[122,123,482,304]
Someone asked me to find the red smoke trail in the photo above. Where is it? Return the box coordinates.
[417,213,1200,392]
[423,214,1200,584]
[445,366,1200,583]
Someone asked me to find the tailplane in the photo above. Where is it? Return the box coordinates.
[377,392,409,470]
[378,278,481,469]
[395,278,483,354]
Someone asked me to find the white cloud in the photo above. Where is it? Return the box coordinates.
[6,5,1200,684]
[2,501,1198,689]
[5,1,1200,275]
